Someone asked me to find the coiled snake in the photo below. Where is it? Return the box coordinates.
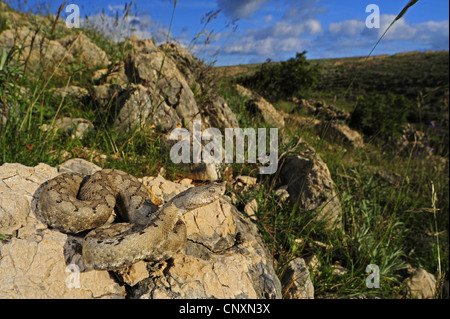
[37,169,225,270]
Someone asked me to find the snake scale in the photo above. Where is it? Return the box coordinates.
[37,169,225,270]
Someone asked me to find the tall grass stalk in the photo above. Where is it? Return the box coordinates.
[345,0,420,103]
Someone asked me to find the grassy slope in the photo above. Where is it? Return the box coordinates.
[216,51,449,298]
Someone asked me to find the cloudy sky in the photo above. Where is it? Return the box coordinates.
[10,0,450,65]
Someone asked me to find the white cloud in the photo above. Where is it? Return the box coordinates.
[81,11,169,44]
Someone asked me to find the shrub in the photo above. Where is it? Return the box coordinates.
[349,93,413,144]
[238,51,321,102]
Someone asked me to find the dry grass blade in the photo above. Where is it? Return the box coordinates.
[348,0,420,105]
[395,0,419,21]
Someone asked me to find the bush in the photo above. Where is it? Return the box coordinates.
[350,93,413,144]
[238,51,321,102]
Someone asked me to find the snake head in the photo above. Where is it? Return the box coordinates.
[171,182,226,210]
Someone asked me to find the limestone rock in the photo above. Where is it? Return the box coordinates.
[244,198,258,221]
[51,86,89,102]
[281,258,314,299]
[404,268,436,299]
[1,162,281,299]
[279,148,342,229]
[57,158,102,175]
[124,39,200,132]
[318,121,364,149]
[58,32,109,68]
[200,95,239,131]
[0,163,125,298]
[0,26,73,75]
[235,84,285,128]
[131,199,281,299]
[52,117,94,139]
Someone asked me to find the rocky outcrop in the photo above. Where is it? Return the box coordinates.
[0,26,73,75]
[0,160,281,299]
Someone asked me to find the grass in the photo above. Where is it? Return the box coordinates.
[1,0,448,299]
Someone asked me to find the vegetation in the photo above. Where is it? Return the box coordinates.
[237,51,321,102]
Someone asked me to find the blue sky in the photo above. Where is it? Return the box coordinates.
[8,0,450,66]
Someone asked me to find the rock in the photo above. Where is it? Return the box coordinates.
[404,268,436,299]
[331,262,348,276]
[281,258,314,299]
[201,95,239,131]
[397,123,427,156]
[124,37,201,132]
[0,26,73,75]
[117,84,174,132]
[274,186,290,202]
[296,99,316,114]
[92,62,129,86]
[53,117,94,139]
[0,162,125,298]
[115,261,150,287]
[58,32,109,68]
[293,99,350,122]
[185,163,221,182]
[128,34,158,54]
[1,162,281,299]
[237,175,257,186]
[314,101,350,122]
[318,121,364,149]
[279,147,342,229]
[244,198,258,221]
[51,86,89,102]
[304,255,320,275]
[159,42,199,87]
[57,158,102,175]
[235,84,285,128]
[130,198,281,299]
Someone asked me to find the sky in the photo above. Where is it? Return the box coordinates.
[7,0,450,66]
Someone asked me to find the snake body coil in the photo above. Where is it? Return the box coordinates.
[38,169,225,270]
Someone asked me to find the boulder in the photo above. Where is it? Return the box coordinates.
[41,117,94,139]
[281,258,314,299]
[235,84,285,128]
[404,268,436,299]
[124,38,200,132]
[51,86,90,103]
[0,26,73,75]
[0,163,124,298]
[317,121,364,149]
[0,161,282,299]
[58,32,109,68]
[279,147,342,229]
